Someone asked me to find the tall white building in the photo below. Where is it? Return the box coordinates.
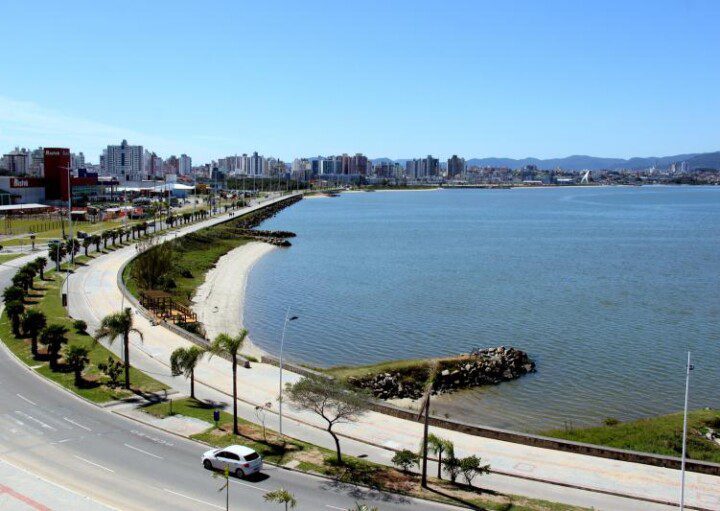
[179,154,192,175]
[2,147,31,175]
[249,151,264,176]
[105,140,145,181]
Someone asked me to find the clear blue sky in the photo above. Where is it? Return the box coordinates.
[2,0,718,163]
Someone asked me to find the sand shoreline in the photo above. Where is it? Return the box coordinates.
[191,241,275,357]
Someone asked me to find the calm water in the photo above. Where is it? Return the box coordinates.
[244,187,720,431]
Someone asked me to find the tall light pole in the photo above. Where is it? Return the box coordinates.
[680,351,693,511]
[278,308,298,438]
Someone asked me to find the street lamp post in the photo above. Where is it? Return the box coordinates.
[680,351,693,511]
[278,308,298,438]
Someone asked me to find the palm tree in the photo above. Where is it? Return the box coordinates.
[82,236,93,257]
[6,300,25,336]
[33,257,47,280]
[64,344,90,385]
[170,345,205,399]
[207,330,246,434]
[92,234,102,252]
[102,231,111,249]
[94,308,143,389]
[426,434,450,479]
[21,309,47,356]
[40,324,69,370]
[3,285,24,304]
[263,488,297,510]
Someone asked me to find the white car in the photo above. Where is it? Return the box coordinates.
[202,445,263,478]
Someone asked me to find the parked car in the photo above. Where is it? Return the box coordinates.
[201,445,263,478]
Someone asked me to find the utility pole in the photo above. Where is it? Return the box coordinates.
[278,308,298,438]
[680,351,693,511]
[418,361,438,488]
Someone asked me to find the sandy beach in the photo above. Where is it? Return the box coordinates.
[192,241,275,357]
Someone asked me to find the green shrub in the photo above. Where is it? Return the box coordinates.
[73,319,88,334]
[391,449,419,472]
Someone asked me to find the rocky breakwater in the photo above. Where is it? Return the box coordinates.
[347,346,535,400]
[230,195,302,246]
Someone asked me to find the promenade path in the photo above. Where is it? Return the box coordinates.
[67,193,720,511]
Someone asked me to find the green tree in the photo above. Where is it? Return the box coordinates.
[207,331,246,434]
[6,300,25,336]
[92,234,102,252]
[459,455,490,487]
[442,453,461,483]
[94,308,143,389]
[48,240,67,271]
[263,488,297,511]
[170,345,205,399]
[21,309,47,356]
[3,285,24,304]
[130,240,174,290]
[426,433,450,479]
[64,344,90,385]
[40,324,69,370]
[392,449,419,472]
[73,319,88,334]
[82,236,93,257]
[33,257,47,280]
[285,375,368,464]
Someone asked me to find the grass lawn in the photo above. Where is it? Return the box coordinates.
[543,409,720,463]
[323,358,435,380]
[0,272,167,403]
[0,253,23,264]
[0,218,139,246]
[143,398,589,511]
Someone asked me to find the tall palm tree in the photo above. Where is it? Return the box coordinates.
[3,285,24,304]
[21,309,47,356]
[170,345,205,399]
[207,330,246,435]
[94,308,143,389]
[263,488,297,510]
[426,433,449,479]
[40,324,69,370]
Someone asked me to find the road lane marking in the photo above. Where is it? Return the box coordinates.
[162,488,224,510]
[124,443,163,459]
[15,394,36,406]
[55,438,71,443]
[231,479,266,491]
[15,411,55,431]
[326,506,345,510]
[73,455,114,473]
[63,417,91,431]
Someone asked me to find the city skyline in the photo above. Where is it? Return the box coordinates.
[2,1,720,162]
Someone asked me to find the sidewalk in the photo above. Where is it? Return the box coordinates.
[67,194,720,511]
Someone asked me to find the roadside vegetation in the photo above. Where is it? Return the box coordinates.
[544,409,720,463]
[0,260,167,403]
[144,397,588,511]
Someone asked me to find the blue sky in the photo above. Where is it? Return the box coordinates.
[2,0,719,163]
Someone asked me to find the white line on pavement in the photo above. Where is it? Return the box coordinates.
[123,443,163,459]
[55,438,71,443]
[326,506,345,510]
[231,479,266,492]
[73,455,115,473]
[64,417,92,431]
[16,393,36,406]
[15,410,56,430]
[162,488,224,510]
